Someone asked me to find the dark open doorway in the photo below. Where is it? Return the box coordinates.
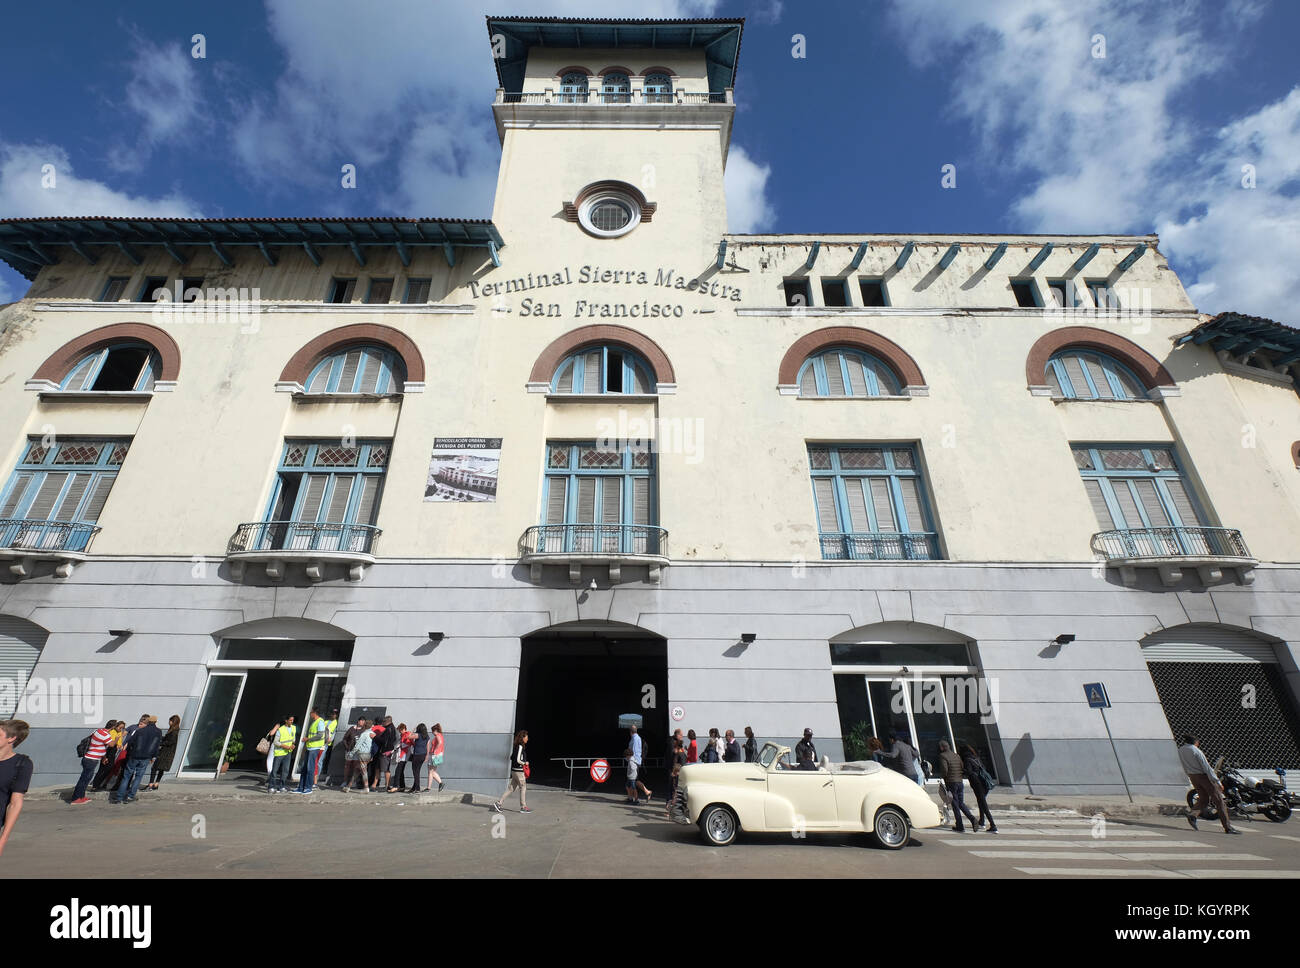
[516,624,667,787]
[227,668,316,772]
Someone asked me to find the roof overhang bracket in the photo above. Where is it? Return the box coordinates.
[209,241,232,267]
[349,241,366,268]
[715,240,727,270]
[302,241,321,267]
[847,242,868,270]
[984,242,1007,269]
[894,241,915,270]
[117,241,143,265]
[161,241,186,265]
[1116,243,1147,272]
[488,240,501,268]
[803,241,820,269]
[395,241,411,267]
[443,242,455,268]
[937,243,960,270]
[1027,242,1053,271]
[257,241,277,267]
[1072,243,1100,272]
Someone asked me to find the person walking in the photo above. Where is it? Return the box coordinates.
[938,740,978,832]
[723,729,743,762]
[1181,734,1240,834]
[493,729,530,813]
[686,729,698,764]
[628,724,653,802]
[743,726,757,763]
[426,723,446,792]
[389,723,414,792]
[70,720,114,804]
[266,714,297,794]
[112,714,162,804]
[961,744,998,833]
[296,709,328,795]
[879,732,924,785]
[408,724,429,792]
[342,718,373,792]
[0,720,33,859]
[147,715,181,790]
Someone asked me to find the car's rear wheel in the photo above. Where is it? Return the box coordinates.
[699,805,738,846]
[872,806,910,849]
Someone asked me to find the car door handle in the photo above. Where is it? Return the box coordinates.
[823,780,833,787]
[746,777,765,781]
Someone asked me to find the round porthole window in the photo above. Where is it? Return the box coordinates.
[579,191,641,238]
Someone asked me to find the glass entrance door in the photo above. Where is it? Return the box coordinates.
[865,676,956,772]
[293,673,347,777]
[179,672,246,777]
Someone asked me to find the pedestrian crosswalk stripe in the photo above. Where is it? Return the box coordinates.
[940,839,1203,848]
[930,828,1161,837]
[1014,868,1188,878]
[1269,834,1300,843]
[971,851,1265,861]
[1175,869,1300,878]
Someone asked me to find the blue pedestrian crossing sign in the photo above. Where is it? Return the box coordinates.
[1084,682,1110,708]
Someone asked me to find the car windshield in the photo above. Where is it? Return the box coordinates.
[757,742,781,768]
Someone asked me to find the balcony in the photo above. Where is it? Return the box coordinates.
[496,89,731,106]
[226,521,382,582]
[0,519,101,577]
[1091,527,1257,586]
[520,524,669,584]
[490,87,734,144]
[819,532,941,561]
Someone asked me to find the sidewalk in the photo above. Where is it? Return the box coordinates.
[26,774,469,806]
[983,792,1184,819]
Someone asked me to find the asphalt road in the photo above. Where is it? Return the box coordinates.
[7,783,1300,879]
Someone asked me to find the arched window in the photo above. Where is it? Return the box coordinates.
[797,348,902,397]
[552,346,655,394]
[644,73,673,103]
[305,346,406,395]
[601,72,630,104]
[60,342,161,391]
[560,72,589,103]
[1046,349,1146,400]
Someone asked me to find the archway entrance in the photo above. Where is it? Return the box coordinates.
[516,622,667,787]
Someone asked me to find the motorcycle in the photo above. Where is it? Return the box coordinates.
[1185,756,1293,823]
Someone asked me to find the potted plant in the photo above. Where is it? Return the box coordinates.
[210,731,243,774]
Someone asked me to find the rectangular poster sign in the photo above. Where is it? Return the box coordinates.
[425,437,501,503]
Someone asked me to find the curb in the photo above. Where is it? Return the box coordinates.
[28,784,472,806]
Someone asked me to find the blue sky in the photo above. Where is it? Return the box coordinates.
[1,0,1297,321]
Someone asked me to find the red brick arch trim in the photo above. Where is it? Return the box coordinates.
[33,323,181,383]
[280,324,425,385]
[639,66,678,77]
[1025,326,1174,390]
[529,325,676,385]
[777,327,925,388]
[554,66,594,77]
[597,66,636,77]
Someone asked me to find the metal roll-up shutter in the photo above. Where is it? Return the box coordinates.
[0,616,48,718]
[1142,625,1300,770]
[1142,625,1280,663]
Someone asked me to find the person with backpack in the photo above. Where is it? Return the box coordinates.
[700,729,721,763]
[426,723,446,792]
[961,744,998,833]
[111,714,163,804]
[342,717,373,792]
[493,729,530,814]
[407,724,429,792]
[147,715,181,790]
[0,720,33,859]
[70,720,114,804]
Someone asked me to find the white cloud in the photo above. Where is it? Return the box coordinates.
[104,36,205,172]
[0,142,201,216]
[882,0,1300,323]
[725,144,778,232]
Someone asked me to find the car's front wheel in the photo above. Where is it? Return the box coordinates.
[872,806,910,849]
[699,805,738,846]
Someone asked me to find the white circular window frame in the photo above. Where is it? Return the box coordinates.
[578,191,642,239]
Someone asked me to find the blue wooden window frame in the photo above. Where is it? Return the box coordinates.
[403,278,431,304]
[1073,444,1207,532]
[1047,350,1146,400]
[644,73,673,101]
[858,278,889,306]
[263,439,390,529]
[98,277,129,302]
[0,437,129,525]
[1046,278,1082,308]
[304,346,404,394]
[60,342,161,391]
[807,444,939,559]
[541,441,656,552]
[797,348,902,397]
[1086,279,1120,309]
[560,72,589,102]
[1010,278,1040,307]
[601,72,630,103]
[550,345,656,394]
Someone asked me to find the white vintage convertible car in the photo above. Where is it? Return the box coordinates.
[671,742,944,849]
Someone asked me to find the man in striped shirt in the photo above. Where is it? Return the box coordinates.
[71,720,114,804]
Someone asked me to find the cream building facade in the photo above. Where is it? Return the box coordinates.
[1,16,1298,794]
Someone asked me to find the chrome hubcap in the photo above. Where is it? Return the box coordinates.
[877,812,907,846]
[707,810,734,842]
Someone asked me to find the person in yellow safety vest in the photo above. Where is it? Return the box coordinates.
[267,713,297,794]
[296,709,328,794]
[316,709,339,786]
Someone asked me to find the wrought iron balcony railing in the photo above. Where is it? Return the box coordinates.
[819,531,941,561]
[498,90,729,106]
[520,524,668,557]
[227,521,382,556]
[1090,526,1252,561]
[0,519,101,553]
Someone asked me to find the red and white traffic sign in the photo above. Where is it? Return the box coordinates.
[590,759,610,783]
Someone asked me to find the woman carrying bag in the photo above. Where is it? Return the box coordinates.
[426,723,446,793]
[492,729,529,813]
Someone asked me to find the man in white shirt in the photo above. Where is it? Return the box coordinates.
[1180,734,1239,834]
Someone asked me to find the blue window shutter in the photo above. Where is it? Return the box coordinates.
[825,352,846,395]
[296,474,328,522]
[844,478,870,531]
[799,361,817,395]
[582,351,601,394]
[845,357,867,396]
[897,477,924,532]
[1062,354,1090,398]
[1159,478,1201,527]
[1133,479,1170,527]
[80,474,116,524]
[325,475,355,523]
[554,359,574,393]
[63,353,99,391]
[53,472,92,521]
[813,478,839,532]
[544,478,568,524]
[307,360,333,393]
[355,353,380,393]
[0,473,34,518]
[1083,479,1116,530]
[869,478,896,531]
[576,478,597,522]
[336,350,362,393]
[1111,480,1144,529]
[26,473,69,521]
